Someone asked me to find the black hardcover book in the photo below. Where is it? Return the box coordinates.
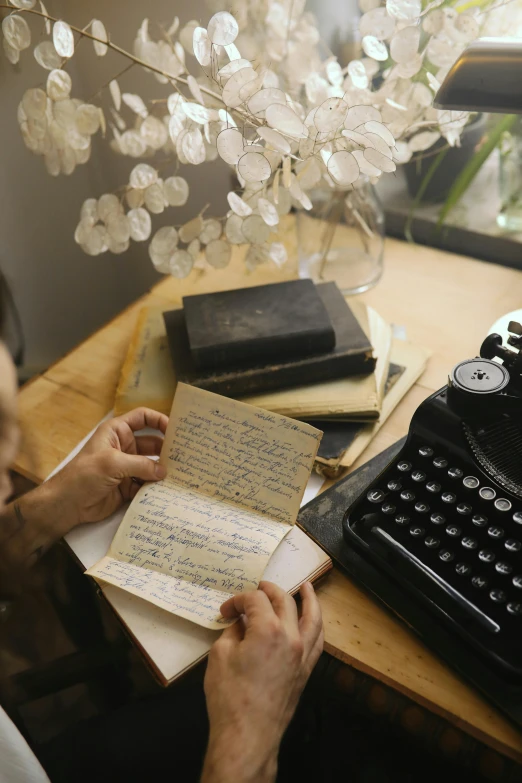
[182,280,336,370]
[163,282,375,397]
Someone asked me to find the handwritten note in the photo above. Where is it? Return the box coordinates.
[88,384,321,629]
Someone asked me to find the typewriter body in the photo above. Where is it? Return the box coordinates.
[343,323,522,690]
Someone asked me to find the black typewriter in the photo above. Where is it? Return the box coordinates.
[343,322,522,702]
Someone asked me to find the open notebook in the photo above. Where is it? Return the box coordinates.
[64,387,332,684]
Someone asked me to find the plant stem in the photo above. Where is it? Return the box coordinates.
[404,147,449,243]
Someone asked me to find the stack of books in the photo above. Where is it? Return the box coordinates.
[115,280,430,477]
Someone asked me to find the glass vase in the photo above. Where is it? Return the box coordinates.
[497,117,522,232]
[296,181,385,295]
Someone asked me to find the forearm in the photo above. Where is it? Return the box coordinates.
[201,731,278,783]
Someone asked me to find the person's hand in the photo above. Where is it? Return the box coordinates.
[201,580,323,783]
[44,407,168,533]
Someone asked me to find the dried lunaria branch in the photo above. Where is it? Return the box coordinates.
[1,0,520,276]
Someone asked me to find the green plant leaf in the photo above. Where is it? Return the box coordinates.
[437,114,517,228]
[405,147,449,243]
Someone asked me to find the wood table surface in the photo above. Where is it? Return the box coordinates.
[12,218,522,763]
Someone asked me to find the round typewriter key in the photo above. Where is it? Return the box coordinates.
[462,537,478,550]
[387,480,402,492]
[367,489,386,503]
[495,498,512,513]
[513,575,522,589]
[446,524,461,538]
[463,476,480,490]
[507,602,522,616]
[472,514,488,528]
[397,461,412,472]
[425,536,439,549]
[479,550,495,564]
[448,467,464,479]
[418,446,433,457]
[457,503,472,515]
[411,470,426,483]
[439,549,454,563]
[455,562,471,576]
[442,492,456,504]
[382,503,396,515]
[479,487,496,501]
[430,513,446,525]
[490,589,506,604]
[400,490,415,503]
[495,561,513,575]
[488,526,504,540]
[433,457,448,469]
[513,512,522,525]
[472,575,488,589]
[505,539,521,553]
[426,482,441,494]
[395,515,410,526]
[410,526,425,537]
[415,502,430,514]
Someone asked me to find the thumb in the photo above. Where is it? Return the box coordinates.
[106,451,167,483]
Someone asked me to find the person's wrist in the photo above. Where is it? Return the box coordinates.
[32,477,82,535]
[203,724,280,783]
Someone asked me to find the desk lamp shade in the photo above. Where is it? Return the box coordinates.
[435,38,522,114]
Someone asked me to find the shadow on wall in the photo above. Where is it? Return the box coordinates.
[0,0,230,375]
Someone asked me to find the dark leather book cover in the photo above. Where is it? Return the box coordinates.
[163,282,375,397]
[182,280,336,370]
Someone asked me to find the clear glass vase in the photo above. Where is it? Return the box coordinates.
[296,181,385,295]
[497,117,522,232]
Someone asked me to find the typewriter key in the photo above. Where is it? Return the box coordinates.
[462,537,478,550]
[425,536,439,548]
[472,575,488,589]
[455,562,471,576]
[400,490,415,502]
[495,561,513,575]
[505,539,521,553]
[495,499,512,512]
[479,487,496,501]
[507,602,522,616]
[490,589,506,603]
[479,550,495,564]
[387,480,402,492]
[472,515,488,527]
[415,502,429,514]
[410,526,425,537]
[463,476,480,490]
[457,503,472,515]
[439,549,454,562]
[397,461,412,472]
[395,515,410,526]
[430,513,446,525]
[442,492,456,504]
[367,489,386,503]
[426,482,441,493]
[382,503,396,515]
[488,526,504,539]
[433,457,448,469]
[448,467,463,479]
[513,575,522,589]
[411,471,426,483]
[418,446,433,457]
[513,512,522,525]
[446,525,461,537]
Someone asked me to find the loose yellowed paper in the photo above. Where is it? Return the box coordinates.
[88,384,321,629]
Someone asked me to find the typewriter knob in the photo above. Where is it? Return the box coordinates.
[448,359,510,410]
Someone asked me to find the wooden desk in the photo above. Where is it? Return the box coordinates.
[13,220,522,768]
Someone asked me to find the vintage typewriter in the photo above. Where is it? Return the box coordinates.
[343,323,522,720]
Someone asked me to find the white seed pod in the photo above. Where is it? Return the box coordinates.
[238,70,265,103]
[107,237,130,255]
[199,218,222,244]
[109,79,121,111]
[364,121,395,148]
[386,0,421,21]
[46,69,72,101]
[412,82,432,108]
[168,113,185,143]
[222,67,257,109]
[74,145,91,165]
[2,14,31,51]
[82,224,108,256]
[393,53,423,79]
[98,193,122,221]
[257,126,291,155]
[207,11,238,46]
[218,58,251,82]
[257,197,279,227]
[269,242,287,267]
[59,145,76,176]
[182,102,212,124]
[241,214,270,244]
[125,188,144,209]
[247,88,286,117]
[408,131,441,153]
[362,35,388,61]
[181,128,205,165]
[359,8,396,40]
[245,243,270,271]
[76,104,101,135]
[227,191,252,217]
[390,25,420,64]
[53,98,77,129]
[427,72,441,93]
[144,182,165,214]
[107,214,131,244]
[92,19,108,56]
[187,238,201,260]
[326,60,343,88]
[22,88,47,119]
[34,40,61,70]
[314,97,349,133]
[179,215,203,243]
[3,38,20,65]
[265,104,308,139]
[151,226,178,254]
[67,128,90,150]
[122,93,148,119]
[204,239,231,269]
[327,150,360,186]
[187,75,205,106]
[53,20,74,58]
[342,129,375,148]
[193,26,211,66]
[392,140,412,164]
[169,249,193,278]
[347,60,369,90]
[345,105,382,130]
[238,151,271,183]
[364,147,396,172]
[80,197,99,224]
[365,132,393,158]
[140,115,168,149]
[217,127,244,165]
[353,149,382,177]
[225,214,245,244]
[75,218,94,245]
[11,0,36,7]
[130,163,157,190]
[164,176,189,207]
[224,42,241,60]
[275,187,292,216]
